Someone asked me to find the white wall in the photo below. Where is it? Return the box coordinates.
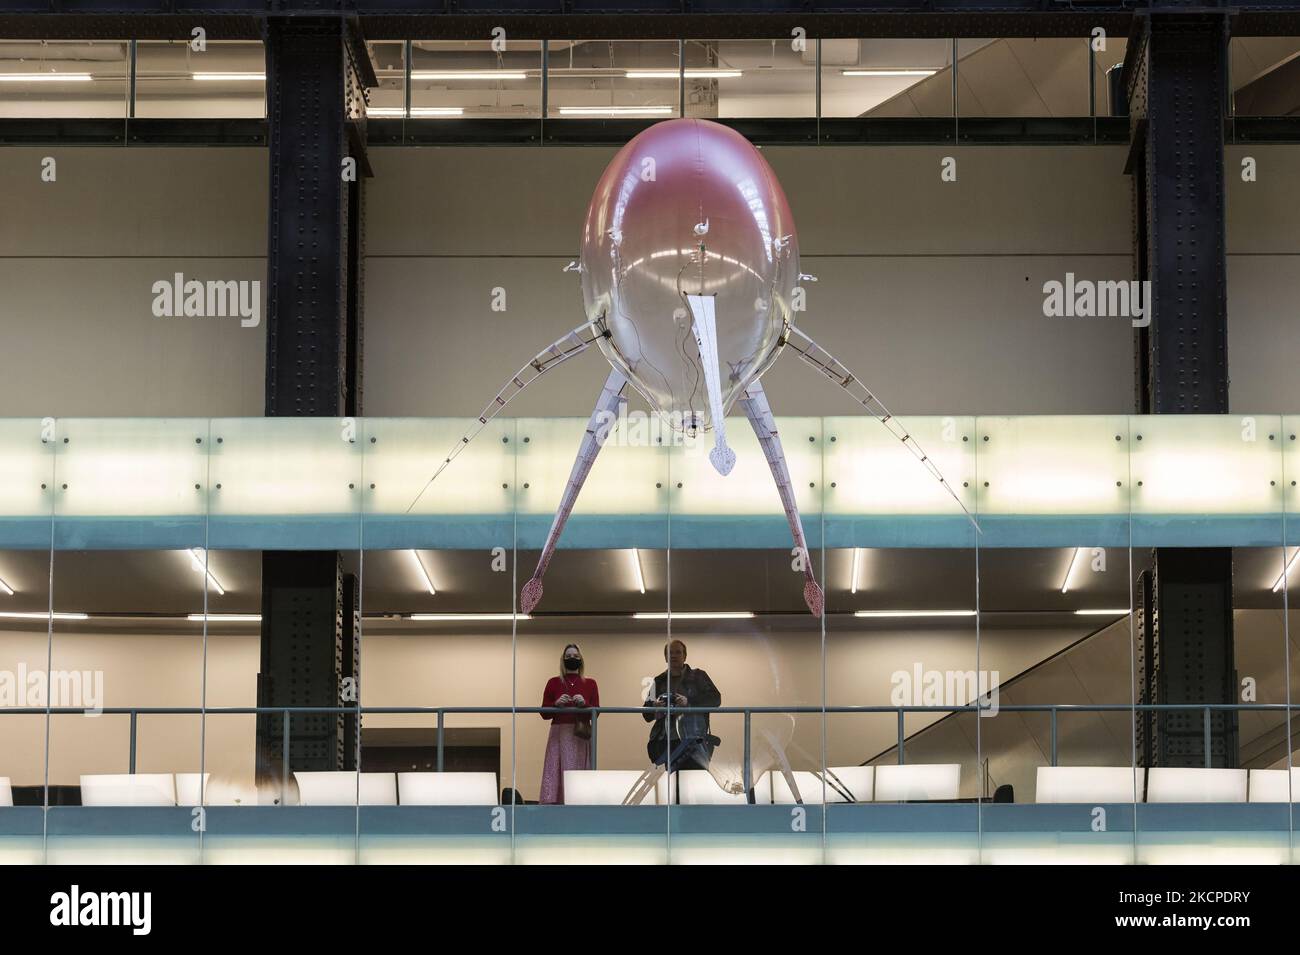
[364,144,1137,417]
[0,148,267,418]
[0,142,1296,415]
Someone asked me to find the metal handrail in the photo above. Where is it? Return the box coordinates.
[7,702,1288,789]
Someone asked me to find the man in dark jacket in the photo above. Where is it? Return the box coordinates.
[643,639,722,771]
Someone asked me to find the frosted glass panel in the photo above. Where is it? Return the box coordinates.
[0,420,55,529]
[51,418,207,518]
[823,414,975,516]
[361,417,514,518]
[208,417,360,517]
[515,417,667,518]
[668,416,820,517]
[976,415,1129,516]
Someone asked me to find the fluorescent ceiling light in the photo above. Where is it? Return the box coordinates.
[1272,548,1299,593]
[187,613,260,623]
[0,72,93,82]
[850,548,862,595]
[412,70,527,80]
[409,613,531,622]
[0,611,89,621]
[855,610,976,618]
[0,576,13,597]
[630,548,646,595]
[632,611,754,620]
[1074,609,1131,616]
[409,550,437,596]
[188,548,226,597]
[624,69,743,79]
[841,68,938,77]
[366,106,464,117]
[558,106,674,116]
[192,72,265,81]
[1061,547,1083,594]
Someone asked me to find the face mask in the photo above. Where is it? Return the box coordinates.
[564,658,582,671]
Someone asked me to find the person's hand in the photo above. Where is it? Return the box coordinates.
[673,693,688,707]
[571,694,586,707]
[556,694,573,706]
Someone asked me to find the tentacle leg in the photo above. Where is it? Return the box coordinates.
[782,324,979,531]
[738,379,825,616]
[520,367,630,613]
[405,320,605,514]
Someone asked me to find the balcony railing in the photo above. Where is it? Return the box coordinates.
[5,702,1292,802]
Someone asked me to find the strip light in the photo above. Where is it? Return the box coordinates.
[855,610,976,618]
[409,550,437,596]
[632,611,754,620]
[624,69,743,79]
[192,72,265,81]
[558,106,674,116]
[630,548,646,595]
[841,68,938,77]
[1272,548,1300,593]
[0,612,89,621]
[1074,609,1131,616]
[366,106,464,117]
[412,70,527,80]
[187,613,260,623]
[1061,547,1083,594]
[0,575,13,597]
[188,548,226,597]
[0,73,93,82]
[850,548,862,595]
[409,613,531,622]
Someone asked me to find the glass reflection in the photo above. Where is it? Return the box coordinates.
[0,40,129,119]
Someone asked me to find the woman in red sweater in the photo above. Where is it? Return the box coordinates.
[538,643,599,805]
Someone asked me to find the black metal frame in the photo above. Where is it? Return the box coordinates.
[10,115,1300,147]
[1126,12,1237,770]
[256,17,368,779]
[5,1,1300,41]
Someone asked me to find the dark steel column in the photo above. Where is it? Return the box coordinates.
[1127,13,1237,768]
[257,16,370,779]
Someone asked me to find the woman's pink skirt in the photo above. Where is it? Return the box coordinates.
[539,722,589,804]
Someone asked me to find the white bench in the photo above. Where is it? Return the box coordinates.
[1035,766,1145,803]
[293,771,397,806]
[825,766,875,803]
[874,764,961,802]
[756,767,874,803]
[80,773,176,807]
[771,771,831,804]
[563,770,653,805]
[174,773,209,806]
[658,769,747,805]
[398,772,498,806]
[1146,767,1247,803]
[1247,768,1300,803]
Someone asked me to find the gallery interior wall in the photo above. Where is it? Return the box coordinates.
[2,143,1295,418]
